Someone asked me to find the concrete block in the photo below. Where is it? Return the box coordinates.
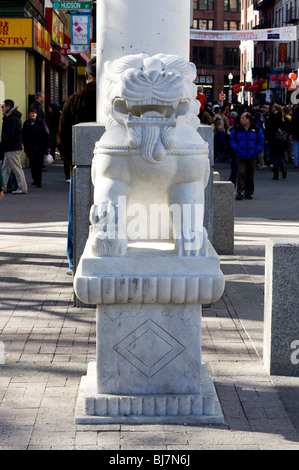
[264,238,299,376]
[213,181,235,255]
[198,125,214,244]
[72,123,105,166]
[72,123,105,271]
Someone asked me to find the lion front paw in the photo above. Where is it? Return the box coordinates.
[89,201,127,256]
[91,229,127,256]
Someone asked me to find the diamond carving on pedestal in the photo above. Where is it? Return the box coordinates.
[114,320,185,377]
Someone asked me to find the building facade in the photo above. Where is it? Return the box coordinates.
[0,1,50,123]
[190,0,241,103]
[0,0,94,143]
[243,0,299,104]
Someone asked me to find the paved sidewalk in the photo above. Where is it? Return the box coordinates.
[0,160,299,450]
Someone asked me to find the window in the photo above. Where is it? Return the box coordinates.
[224,20,240,30]
[193,0,214,11]
[224,48,240,67]
[193,46,214,67]
[193,19,214,30]
[224,0,241,11]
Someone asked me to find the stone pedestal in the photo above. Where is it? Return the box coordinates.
[264,238,299,376]
[74,241,225,424]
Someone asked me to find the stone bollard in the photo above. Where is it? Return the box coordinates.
[72,123,105,275]
[213,181,235,255]
[264,238,299,376]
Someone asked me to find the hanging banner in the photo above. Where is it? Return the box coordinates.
[190,26,297,42]
[71,14,90,53]
[279,43,287,63]
[52,11,64,48]
[34,20,51,60]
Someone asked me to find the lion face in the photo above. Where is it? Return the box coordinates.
[103,54,200,163]
[111,57,189,128]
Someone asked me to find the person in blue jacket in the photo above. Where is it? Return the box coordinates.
[229,112,265,200]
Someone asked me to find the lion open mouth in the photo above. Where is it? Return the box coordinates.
[112,98,189,127]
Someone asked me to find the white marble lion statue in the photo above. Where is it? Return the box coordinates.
[89,53,210,257]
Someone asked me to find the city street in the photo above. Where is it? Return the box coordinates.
[0,158,299,450]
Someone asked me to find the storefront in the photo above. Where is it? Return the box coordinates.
[0,17,51,165]
[44,7,90,110]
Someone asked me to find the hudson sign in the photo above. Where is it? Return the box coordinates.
[52,1,92,9]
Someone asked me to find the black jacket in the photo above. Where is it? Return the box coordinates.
[22,117,51,158]
[266,112,290,145]
[290,109,299,141]
[0,107,23,156]
[56,82,97,169]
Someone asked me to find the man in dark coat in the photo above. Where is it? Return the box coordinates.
[230,112,265,199]
[56,57,97,175]
[0,99,28,194]
[30,92,46,120]
[22,109,51,187]
[56,57,97,274]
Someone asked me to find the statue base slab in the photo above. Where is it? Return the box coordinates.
[75,362,224,424]
[74,241,225,425]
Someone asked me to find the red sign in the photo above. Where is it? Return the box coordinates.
[279,43,287,63]
[219,93,226,100]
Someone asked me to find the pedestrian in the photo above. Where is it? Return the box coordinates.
[284,106,293,164]
[229,110,238,127]
[196,85,207,113]
[213,106,224,132]
[200,103,214,125]
[0,162,4,200]
[214,124,227,162]
[220,105,230,133]
[22,109,51,188]
[291,104,299,168]
[253,111,267,169]
[47,103,61,160]
[260,105,271,165]
[229,112,265,200]
[56,57,97,275]
[266,104,289,180]
[0,99,28,194]
[30,91,46,120]
[227,112,240,187]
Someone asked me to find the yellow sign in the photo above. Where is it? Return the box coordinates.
[52,11,64,48]
[0,18,33,48]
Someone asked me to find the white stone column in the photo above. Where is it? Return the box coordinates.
[96,0,192,124]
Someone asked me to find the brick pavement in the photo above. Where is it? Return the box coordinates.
[0,160,299,450]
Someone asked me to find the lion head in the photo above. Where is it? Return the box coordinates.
[103,54,200,163]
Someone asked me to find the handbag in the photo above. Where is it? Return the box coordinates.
[44,153,53,165]
[276,127,288,143]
